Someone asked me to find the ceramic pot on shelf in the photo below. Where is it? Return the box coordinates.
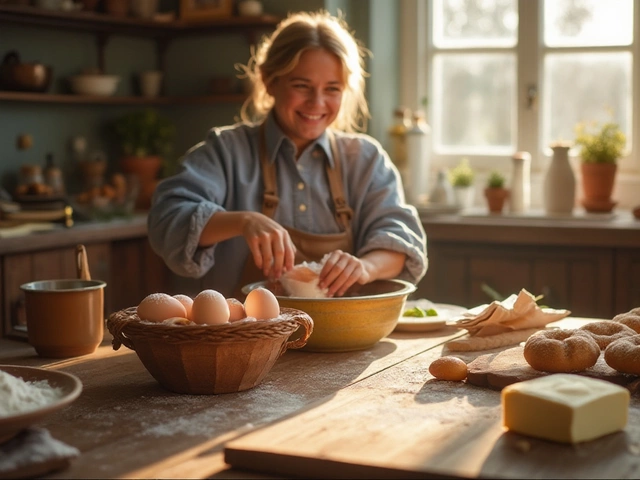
[580,163,618,213]
[120,156,162,210]
[543,144,575,216]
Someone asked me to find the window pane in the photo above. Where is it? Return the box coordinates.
[543,52,632,151]
[433,53,516,152]
[544,0,633,47]
[433,0,518,48]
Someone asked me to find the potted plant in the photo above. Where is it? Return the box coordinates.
[574,120,626,213]
[111,109,175,210]
[449,157,475,210]
[484,170,509,214]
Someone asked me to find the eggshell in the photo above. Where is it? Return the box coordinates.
[428,356,468,381]
[244,287,280,320]
[137,293,187,323]
[173,294,194,319]
[227,298,247,322]
[191,289,230,325]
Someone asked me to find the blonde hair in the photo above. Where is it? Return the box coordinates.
[236,10,370,132]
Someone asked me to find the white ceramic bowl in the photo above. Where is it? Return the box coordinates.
[68,74,120,96]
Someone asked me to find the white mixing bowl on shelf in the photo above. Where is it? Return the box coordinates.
[68,74,120,96]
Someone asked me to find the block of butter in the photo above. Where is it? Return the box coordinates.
[502,374,629,444]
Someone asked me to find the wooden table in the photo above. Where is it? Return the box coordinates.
[1,317,639,479]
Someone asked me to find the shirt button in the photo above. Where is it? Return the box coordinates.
[297,182,305,190]
[299,204,307,212]
[312,150,321,158]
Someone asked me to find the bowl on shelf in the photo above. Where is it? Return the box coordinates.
[242,279,416,352]
[68,74,120,96]
[106,306,313,395]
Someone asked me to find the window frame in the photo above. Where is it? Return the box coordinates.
[399,0,640,178]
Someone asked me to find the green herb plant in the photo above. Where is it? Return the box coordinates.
[112,109,175,159]
[574,120,626,164]
[486,170,506,189]
[449,158,475,187]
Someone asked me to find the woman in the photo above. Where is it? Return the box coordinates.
[147,10,427,298]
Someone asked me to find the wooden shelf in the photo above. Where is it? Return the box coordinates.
[0,91,247,105]
[0,4,281,39]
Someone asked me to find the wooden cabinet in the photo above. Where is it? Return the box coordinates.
[416,213,640,319]
[0,216,174,340]
[417,242,614,318]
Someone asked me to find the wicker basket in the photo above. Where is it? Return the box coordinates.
[106,306,313,394]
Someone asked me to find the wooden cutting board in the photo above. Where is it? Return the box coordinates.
[466,345,638,390]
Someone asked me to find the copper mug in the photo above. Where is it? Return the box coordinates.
[20,245,107,358]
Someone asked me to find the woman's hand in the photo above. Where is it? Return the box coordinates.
[199,211,296,279]
[318,249,406,297]
[242,212,296,279]
[317,250,370,297]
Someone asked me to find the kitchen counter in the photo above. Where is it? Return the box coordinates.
[0,214,148,255]
[419,207,640,248]
[1,316,639,479]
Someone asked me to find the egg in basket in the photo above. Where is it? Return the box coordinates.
[106,288,313,395]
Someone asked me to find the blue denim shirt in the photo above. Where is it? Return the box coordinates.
[147,113,428,297]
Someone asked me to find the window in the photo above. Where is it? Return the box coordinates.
[400,0,637,179]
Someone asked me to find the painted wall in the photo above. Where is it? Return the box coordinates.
[0,0,399,195]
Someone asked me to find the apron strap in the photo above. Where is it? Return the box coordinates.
[258,123,353,232]
[259,124,280,218]
[326,130,354,232]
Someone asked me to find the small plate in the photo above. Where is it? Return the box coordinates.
[395,299,468,333]
[0,365,82,444]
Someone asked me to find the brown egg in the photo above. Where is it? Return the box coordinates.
[244,287,280,320]
[191,289,230,325]
[137,293,187,323]
[173,294,194,319]
[428,356,468,381]
[227,298,247,322]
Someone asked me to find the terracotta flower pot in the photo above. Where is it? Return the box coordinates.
[120,155,162,210]
[580,163,617,213]
[484,187,509,214]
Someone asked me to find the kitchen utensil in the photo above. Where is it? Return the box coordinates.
[242,279,416,352]
[0,365,82,444]
[0,51,53,92]
[106,306,313,394]
[68,74,120,96]
[20,244,107,358]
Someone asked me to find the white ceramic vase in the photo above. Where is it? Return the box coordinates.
[543,144,575,215]
[453,185,475,210]
[509,151,530,214]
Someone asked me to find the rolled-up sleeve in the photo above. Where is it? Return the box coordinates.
[338,133,428,284]
[147,124,256,279]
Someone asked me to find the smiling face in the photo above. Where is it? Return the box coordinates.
[266,48,345,155]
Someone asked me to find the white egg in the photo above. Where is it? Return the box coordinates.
[244,287,280,320]
[173,294,194,319]
[191,289,230,325]
[137,293,187,323]
[227,298,247,322]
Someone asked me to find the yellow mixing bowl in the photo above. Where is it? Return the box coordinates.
[242,279,416,352]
